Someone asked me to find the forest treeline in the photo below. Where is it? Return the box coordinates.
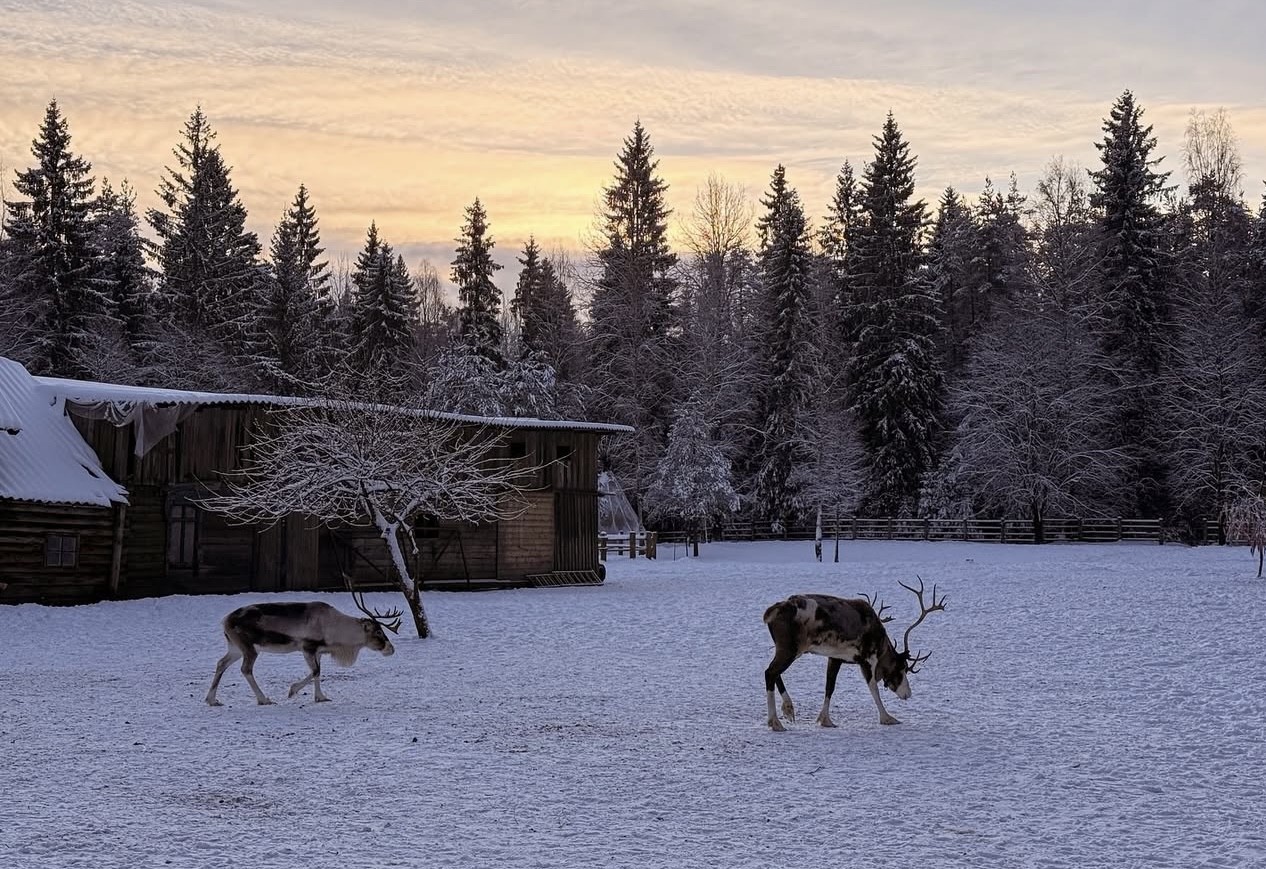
[2,92,1265,540]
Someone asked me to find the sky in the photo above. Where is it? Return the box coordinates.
[1,0,1263,286]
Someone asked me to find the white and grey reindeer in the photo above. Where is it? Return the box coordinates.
[762,577,946,730]
[206,583,400,706]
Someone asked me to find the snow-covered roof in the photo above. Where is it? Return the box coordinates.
[34,375,635,435]
[0,359,128,507]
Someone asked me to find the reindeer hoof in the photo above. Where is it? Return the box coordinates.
[880,714,900,725]
[768,718,787,732]
[257,697,275,706]
[780,701,795,721]
[206,698,223,707]
[816,716,837,728]
[314,695,332,703]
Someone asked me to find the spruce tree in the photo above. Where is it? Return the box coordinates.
[148,108,264,376]
[260,184,330,390]
[513,237,579,379]
[845,113,944,514]
[589,121,680,505]
[451,198,503,367]
[4,100,107,377]
[926,187,980,373]
[1089,90,1174,515]
[91,179,152,357]
[350,224,417,374]
[513,237,546,354]
[1090,90,1172,372]
[747,165,816,531]
[820,160,862,316]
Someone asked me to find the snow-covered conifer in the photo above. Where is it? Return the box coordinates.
[4,100,108,377]
[845,114,944,515]
[452,198,503,367]
[746,165,816,530]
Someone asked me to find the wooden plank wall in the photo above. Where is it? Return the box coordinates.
[498,491,555,577]
[0,501,117,604]
[118,485,167,599]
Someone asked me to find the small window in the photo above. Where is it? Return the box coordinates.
[45,533,78,568]
[168,504,197,567]
[509,440,527,459]
[556,445,573,463]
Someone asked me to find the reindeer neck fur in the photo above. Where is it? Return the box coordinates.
[327,645,363,667]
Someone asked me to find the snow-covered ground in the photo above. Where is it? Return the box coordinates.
[3,540,1265,868]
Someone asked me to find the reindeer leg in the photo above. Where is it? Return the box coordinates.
[859,660,899,725]
[205,642,241,706]
[239,646,274,706]
[775,675,795,720]
[816,658,843,727]
[764,652,797,731]
[287,643,326,704]
[309,647,330,703]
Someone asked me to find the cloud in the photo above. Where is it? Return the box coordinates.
[0,0,1262,278]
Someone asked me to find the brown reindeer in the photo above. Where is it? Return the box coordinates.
[763,577,946,730]
[206,587,401,706]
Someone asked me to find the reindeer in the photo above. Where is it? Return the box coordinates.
[205,584,401,707]
[763,577,946,731]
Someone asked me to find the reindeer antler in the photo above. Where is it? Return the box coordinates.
[343,572,404,634]
[898,575,947,672]
[859,591,894,623]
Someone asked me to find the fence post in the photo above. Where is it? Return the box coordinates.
[647,532,657,559]
[888,517,894,540]
[1001,520,1007,544]
[924,517,930,541]
[1117,518,1122,542]
[962,518,968,541]
[629,531,636,558]
[600,537,608,562]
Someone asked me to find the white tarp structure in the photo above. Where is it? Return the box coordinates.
[598,470,642,535]
[0,357,127,507]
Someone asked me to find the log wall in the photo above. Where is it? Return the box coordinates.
[0,501,119,604]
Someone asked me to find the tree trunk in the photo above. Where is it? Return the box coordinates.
[691,521,700,558]
[373,510,431,638]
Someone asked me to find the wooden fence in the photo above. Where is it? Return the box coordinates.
[709,517,1167,545]
[599,532,659,560]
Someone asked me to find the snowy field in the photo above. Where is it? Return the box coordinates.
[3,540,1266,868]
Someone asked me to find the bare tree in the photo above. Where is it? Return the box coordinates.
[413,257,455,361]
[1183,107,1243,202]
[681,172,753,262]
[937,300,1129,539]
[200,396,538,637]
[677,174,759,451]
[1225,476,1266,577]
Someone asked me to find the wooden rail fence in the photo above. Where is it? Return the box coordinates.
[598,532,659,560]
[708,517,1167,544]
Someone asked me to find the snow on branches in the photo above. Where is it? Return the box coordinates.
[199,397,539,636]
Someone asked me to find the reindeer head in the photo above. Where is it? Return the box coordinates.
[881,576,948,699]
[346,574,402,656]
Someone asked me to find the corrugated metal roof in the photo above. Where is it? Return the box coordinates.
[0,359,128,507]
[34,376,635,434]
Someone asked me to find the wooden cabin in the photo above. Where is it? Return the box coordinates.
[1,362,629,604]
[0,358,129,604]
